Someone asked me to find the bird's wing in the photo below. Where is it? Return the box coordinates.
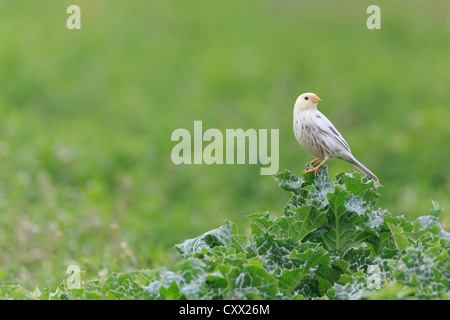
[315,111,352,153]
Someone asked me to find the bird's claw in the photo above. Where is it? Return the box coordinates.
[304,166,321,176]
[304,158,327,177]
[305,158,321,168]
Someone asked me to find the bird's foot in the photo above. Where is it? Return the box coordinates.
[304,166,321,176]
[304,159,327,177]
[305,158,321,168]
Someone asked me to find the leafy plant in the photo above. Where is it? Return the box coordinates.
[1,166,448,299]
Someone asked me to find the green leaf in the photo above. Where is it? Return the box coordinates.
[247,212,273,236]
[322,188,354,253]
[331,259,351,275]
[142,269,184,299]
[276,243,330,293]
[328,275,368,300]
[306,169,335,210]
[249,233,298,274]
[216,257,278,299]
[415,201,450,239]
[386,221,414,251]
[159,280,182,300]
[382,244,450,299]
[273,170,304,194]
[274,205,327,242]
[0,285,30,299]
[337,172,380,200]
[175,220,239,257]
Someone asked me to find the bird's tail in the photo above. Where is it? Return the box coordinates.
[341,154,379,182]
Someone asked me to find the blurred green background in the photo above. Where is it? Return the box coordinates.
[0,0,449,288]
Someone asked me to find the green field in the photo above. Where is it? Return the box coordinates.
[0,0,449,289]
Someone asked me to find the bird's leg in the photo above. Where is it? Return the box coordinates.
[305,158,321,168]
[304,158,327,176]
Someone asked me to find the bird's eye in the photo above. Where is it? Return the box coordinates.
[304,97,309,100]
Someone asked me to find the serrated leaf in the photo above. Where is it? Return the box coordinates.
[386,222,414,250]
[251,233,298,274]
[328,275,368,300]
[336,171,379,197]
[175,220,238,257]
[273,170,303,194]
[159,280,182,300]
[306,168,334,210]
[247,212,273,236]
[276,243,330,293]
[331,259,351,275]
[274,205,327,242]
[223,258,278,299]
[322,188,354,253]
[415,201,450,240]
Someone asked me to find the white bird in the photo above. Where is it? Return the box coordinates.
[293,92,378,181]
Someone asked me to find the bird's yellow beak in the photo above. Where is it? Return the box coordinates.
[311,95,321,103]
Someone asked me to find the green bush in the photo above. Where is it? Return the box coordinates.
[1,166,448,299]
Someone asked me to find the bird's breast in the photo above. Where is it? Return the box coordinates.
[293,112,312,139]
[293,111,332,159]
[293,113,313,145]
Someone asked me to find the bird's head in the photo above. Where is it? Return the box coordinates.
[294,92,321,111]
